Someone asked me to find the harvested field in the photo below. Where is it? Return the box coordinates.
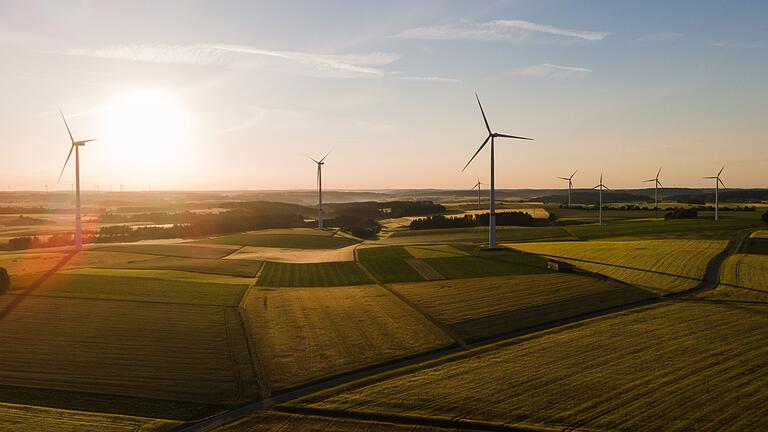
[199,231,359,249]
[225,245,356,263]
[423,253,548,280]
[255,262,372,287]
[391,274,653,341]
[510,239,727,294]
[405,259,445,281]
[113,256,263,277]
[356,246,412,261]
[243,286,453,391]
[92,244,237,259]
[360,258,426,283]
[296,302,768,432]
[0,402,178,432]
[0,295,258,405]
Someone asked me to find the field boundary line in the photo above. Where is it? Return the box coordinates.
[220,245,247,260]
[236,269,269,400]
[354,261,465,346]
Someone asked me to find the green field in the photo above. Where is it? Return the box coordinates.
[404,245,468,258]
[255,262,372,287]
[0,295,258,407]
[199,231,359,249]
[422,251,549,280]
[510,239,727,294]
[0,402,178,432]
[112,256,263,277]
[295,302,768,431]
[356,246,413,260]
[384,226,573,245]
[563,218,760,240]
[242,285,453,391]
[14,268,251,306]
[391,274,653,341]
[705,253,768,302]
[92,244,237,259]
[360,258,426,283]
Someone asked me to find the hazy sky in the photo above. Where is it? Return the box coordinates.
[1,0,766,191]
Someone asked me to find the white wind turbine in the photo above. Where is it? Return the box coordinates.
[557,170,578,208]
[704,166,726,222]
[643,167,664,210]
[309,153,330,229]
[462,94,533,248]
[473,176,483,210]
[57,109,96,251]
[592,173,611,225]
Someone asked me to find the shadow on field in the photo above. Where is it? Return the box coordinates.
[0,251,77,321]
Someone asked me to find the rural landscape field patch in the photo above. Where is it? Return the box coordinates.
[242,285,453,391]
[294,302,768,431]
[706,253,768,302]
[510,239,727,294]
[200,231,359,249]
[0,402,178,432]
[255,262,372,286]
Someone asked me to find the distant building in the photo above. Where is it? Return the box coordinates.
[547,259,574,273]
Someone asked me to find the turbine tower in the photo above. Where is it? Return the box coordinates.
[704,166,726,222]
[57,109,96,251]
[462,94,533,248]
[309,153,330,229]
[592,173,610,225]
[643,167,663,210]
[557,170,578,208]
[473,177,483,210]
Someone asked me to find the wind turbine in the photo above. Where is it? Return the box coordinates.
[592,173,611,225]
[643,167,664,210]
[704,166,725,222]
[462,94,533,248]
[557,170,578,208]
[309,153,330,229]
[472,176,483,210]
[57,109,96,251]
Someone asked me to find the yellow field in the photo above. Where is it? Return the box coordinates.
[242,285,453,392]
[0,295,258,404]
[0,402,177,432]
[296,302,768,431]
[706,253,768,302]
[0,251,157,284]
[750,230,768,238]
[510,239,727,294]
[211,410,456,432]
[391,274,653,341]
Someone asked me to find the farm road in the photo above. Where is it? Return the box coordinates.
[175,228,755,432]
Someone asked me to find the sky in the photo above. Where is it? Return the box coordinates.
[0,0,766,191]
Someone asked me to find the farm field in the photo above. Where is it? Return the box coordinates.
[510,239,727,294]
[705,253,768,302]
[0,251,158,282]
[113,256,263,277]
[0,402,178,432]
[422,251,549,280]
[199,230,359,249]
[0,295,258,409]
[391,274,653,341]
[92,243,238,259]
[224,244,356,263]
[242,285,453,391]
[383,225,573,245]
[360,258,426,283]
[294,302,768,432]
[563,217,760,241]
[12,268,251,306]
[255,262,372,286]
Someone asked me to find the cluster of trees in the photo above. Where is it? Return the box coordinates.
[325,200,444,238]
[410,211,538,230]
[665,208,698,219]
[763,211,768,224]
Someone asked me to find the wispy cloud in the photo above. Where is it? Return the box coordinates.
[635,32,683,42]
[507,63,592,78]
[59,44,400,77]
[397,75,460,83]
[394,19,608,43]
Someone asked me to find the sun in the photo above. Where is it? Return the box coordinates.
[103,89,189,172]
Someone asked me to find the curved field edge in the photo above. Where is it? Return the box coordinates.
[289,301,768,432]
[508,239,728,294]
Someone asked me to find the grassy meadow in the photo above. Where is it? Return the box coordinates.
[255,262,372,286]
[510,239,727,294]
[705,253,768,302]
[294,302,768,431]
[242,285,453,391]
[92,243,238,259]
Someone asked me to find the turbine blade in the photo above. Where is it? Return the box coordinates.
[558,177,570,180]
[461,135,490,172]
[656,166,662,178]
[643,179,655,182]
[307,156,319,164]
[592,185,600,190]
[57,144,75,183]
[570,169,578,179]
[79,139,97,144]
[494,133,533,140]
[319,151,331,163]
[718,178,726,188]
[657,180,664,188]
[704,176,717,179]
[475,93,491,134]
[60,109,75,144]
[718,165,725,176]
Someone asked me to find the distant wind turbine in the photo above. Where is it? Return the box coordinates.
[643,167,664,210]
[309,153,330,228]
[592,173,611,225]
[704,166,726,222]
[462,94,533,248]
[557,170,578,208]
[57,109,96,251]
[473,177,483,210]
